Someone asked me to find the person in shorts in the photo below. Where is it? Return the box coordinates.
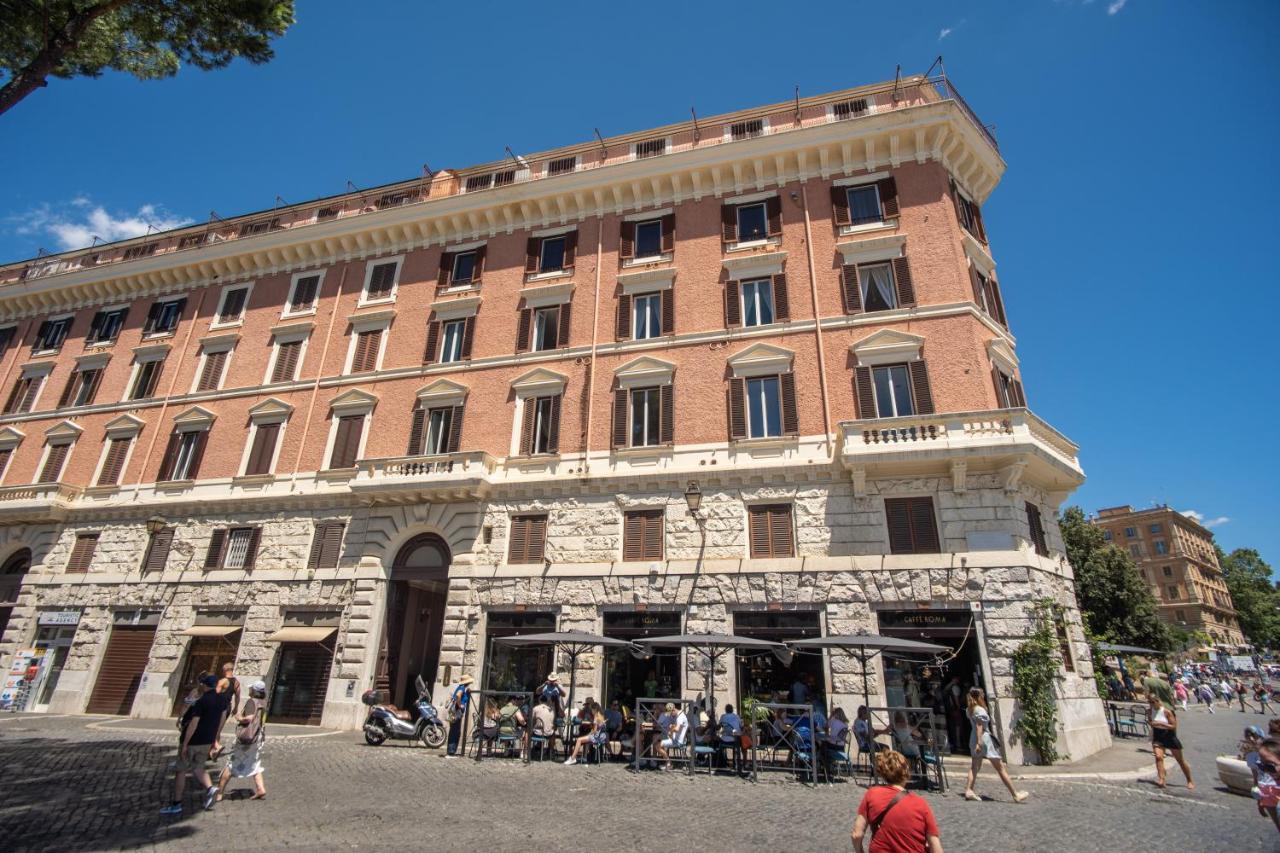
[1147,692,1194,790]
[655,701,688,770]
[161,675,223,814]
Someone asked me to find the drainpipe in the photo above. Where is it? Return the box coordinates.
[291,261,350,486]
[799,183,834,458]
[580,217,604,477]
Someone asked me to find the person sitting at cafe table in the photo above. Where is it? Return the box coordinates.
[563,699,608,766]
[891,710,924,759]
[531,696,556,747]
[655,702,689,770]
[718,703,745,775]
[854,705,889,754]
[497,696,525,752]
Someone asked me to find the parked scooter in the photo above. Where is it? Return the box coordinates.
[362,675,447,748]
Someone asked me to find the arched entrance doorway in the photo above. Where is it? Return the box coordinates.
[375,533,450,707]
[0,548,31,640]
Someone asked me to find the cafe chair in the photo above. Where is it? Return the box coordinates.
[529,731,554,761]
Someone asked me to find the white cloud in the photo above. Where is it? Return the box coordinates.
[938,27,953,41]
[1180,510,1230,529]
[1107,0,1127,14]
[7,198,191,252]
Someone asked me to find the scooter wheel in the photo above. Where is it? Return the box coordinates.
[364,723,388,746]
[421,722,447,749]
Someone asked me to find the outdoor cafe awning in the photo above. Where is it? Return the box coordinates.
[179,625,241,638]
[1096,642,1165,656]
[264,627,336,643]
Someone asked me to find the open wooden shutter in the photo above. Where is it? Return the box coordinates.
[660,288,674,334]
[0,449,10,480]
[842,263,862,313]
[406,407,425,456]
[971,203,987,242]
[461,316,475,359]
[472,245,486,283]
[157,433,180,481]
[186,430,208,479]
[556,304,571,348]
[242,527,262,569]
[219,288,247,323]
[98,437,130,485]
[909,498,940,553]
[728,377,747,440]
[519,398,536,456]
[423,318,440,364]
[85,312,104,344]
[660,214,675,252]
[992,368,1009,408]
[38,443,69,483]
[724,279,741,327]
[615,293,632,340]
[437,252,454,290]
[721,205,737,243]
[854,366,876,419]
[447,405,464,452]
[659,384,674,444]
[245,422,280,475]
[970,267,986,309]
[948,178,964,227]
[780,373,799,435]
[988,278,1008,327]
[196,349,227,391]
[611,388,628,448]
[908,360,935,415]
[204,528,227,569]
[765,196,782,236]
[142,528,173,572]
[57,372,77,408]
[1027,502,1048,557]
[892,256,915,307]
[546,395,562,453]
[562,231,577,270]
[525,238,540,273]
[1010,377,1027,408]
[772,274,790,321]
[515,307,532,352]
[831,185,851,226]
[142,302,163,334]
[878,177,899,218]
[619,221,636,260]
[271,339,301,383]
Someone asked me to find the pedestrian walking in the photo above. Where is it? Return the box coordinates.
[1142,667,1174,710]
[216,680,267,802]
[1197,683,1216,713]
[1256,682,1274,715]
[961,687,1028,803]
[1174,679,1189,712]
[1253,737,1280,833]
[217,661,241,717]
[852,750,944,853]
[1147,693,1194,790]
[161,674,223,815]
[445,674,474,756]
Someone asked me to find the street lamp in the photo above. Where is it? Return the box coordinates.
[684,481,703,519]
[145,515,167,535]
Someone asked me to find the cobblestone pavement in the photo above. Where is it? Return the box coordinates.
[0,703,1274,852]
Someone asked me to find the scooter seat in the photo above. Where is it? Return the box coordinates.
[383,705,412,721]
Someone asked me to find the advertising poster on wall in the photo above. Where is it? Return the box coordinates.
[1,648,47,711]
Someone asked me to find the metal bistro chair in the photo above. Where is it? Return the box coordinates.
[825,727,854,781]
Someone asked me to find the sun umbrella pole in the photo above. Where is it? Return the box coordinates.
[565,647,578,747]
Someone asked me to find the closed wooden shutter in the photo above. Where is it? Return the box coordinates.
[351,330,380,373]
[772,274,790,321]
[1026,502,1048,557]
[988,278,1008,327]
[780,373,799,435]
[660,288,674,334]
[615,293,632,340]
[447,404,465,453]
[85,625,156,715]
[157,433,181,481]
[831,185,851,226]
[622,511,643,561]
[57,372,77,407]
[892,256,915,307]
[330,415,363,469]
[219,287,248,323]
[556,303,572,348]
[508,514,548,564]
[271,339,302,383]
[992,368,1009,408]
[525,238,540,273]
[245,422,280,475]
[724,280,741,327]
[66,533,98,572]
[660,214,675,253]
[366,262,396,299]
[423,319,440,364]
[842,263,862,314]
[0,448,12,480]
[546,395,561,453]
[885,497,940,554]
[854,366,876,419]
[406,407,426,455]
[908,360,935,415]
[472,245,486,283]
[519,398,536,455]
[516,307,532,352]
[612,389,628,448]
[624,509,664,561]
[728,377,747,440]
[437,252,454,290]
[291,275,319,312]
[562,231,577,270]
[878,177,899,218]
[205,528,227,569]
[142,528,173,572]
[659,383,674,444]
[619,221,635,259]
[308,521,345,569]
[765,196,782,236]
[461,316,475,359]
[38,443,69,483]
[721,205,738,242]
[748,504,793,558]
[97,437,131,485]
[196,349,228,392]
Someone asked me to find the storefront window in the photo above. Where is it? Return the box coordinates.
[483,612,556,694]
[733,611,823,706]
[602,611,683,705]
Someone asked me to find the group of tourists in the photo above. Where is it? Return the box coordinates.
[161,661,268,816]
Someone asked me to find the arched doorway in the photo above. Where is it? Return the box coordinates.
[0,548,31,640]
[375,533,450,707]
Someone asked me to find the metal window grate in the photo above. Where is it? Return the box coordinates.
[832,99,868,120]
[546,156,577,176]
[238,218,281,237]
[177,234,207,249]
[316,206,339,221]
[492,169,516,187]
[122,243,157,261]
[730,119,764,140]
[635,138,667,159]
[465,174,493,192]
[376,191,415,209]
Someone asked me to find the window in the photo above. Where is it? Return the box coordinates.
[630,388,661,447]
[424,316,473,364]
[438,247,486,290]
[238,217,280,237]
[85,308,127,345]
[0,448,13,481]
[1149,523,1162,534]
[329,414,365,469]
[65,533,99,573]
[722,196,781,244]
[4,374,44,414]
[832,98,868,120]
[526,233,577,277]
[243,422,281,476]
[1054,617,1075,672]
[508,514,548,564]
[1026,502,1049,557]
[1129,544,1142,559]
[992,367,1026,409]
[872,365,915,418]
[884,497,941,554]
[634,220,664,259]
[623,509,664,560]
[440,320,466,363]
[748,504,794,558]
[141,527,174,572]
[1162,565,1173,577]
[96,437,132,486]
[376,191,414,209]
[33,317,72,353]
[215,286,249,325]
[531,306,561,352]
[363,260,399,302]
[38,442,71,483]
[729,372,798,441]
[1102,529,1112,541]
[729,118,764,140]
[317,206,340,220]
[620,215,673,262]
[736,203,768,242]
[308,521,345,569]
[410,406,460,456]
[270,338,303,383]
[546,156,577,176]
[746,376,781,438]
[142,298,185,337]
[520,396,561,456]
[727,275,788,327]
[349,329,383,373]
[122,243,156,261]
[195,348,229,392]
[953,185,986,241]
[611,384,672,449]
[205,526,261,570]
[1166,585,1179,599]
[452,252,477,286]
[858,263,898,312]
[539,236,566,274]
[58,367,103,408]
[129,357,165,400]
[159,430,207,481]
[633,294,662,340]
[741,279,775,327]
[970,268,1007,326]
[1175,609,1186,623]
[634,138,667,159]
[1154,540,1168,555]
[286,274,321,314]
[846,185,882,226]
[177,233,207,249]
[0,326,14,358]
[1124,527,1136,538]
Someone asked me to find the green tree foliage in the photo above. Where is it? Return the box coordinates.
[1059,506,1172,650]
[1220,546,1280,647]
[0,1,295,117]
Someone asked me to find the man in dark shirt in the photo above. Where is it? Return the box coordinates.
[161,675,222,815]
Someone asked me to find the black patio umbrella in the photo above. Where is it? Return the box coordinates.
[493,630,634,738]
[1096,642,1165,656]
[787,634,949,712]
[636,633,786,721]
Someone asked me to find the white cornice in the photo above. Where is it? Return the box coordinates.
[850,329,925,366]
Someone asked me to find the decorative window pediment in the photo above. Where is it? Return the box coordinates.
[74,352,111,370]
[44,419,84,443]
[727,342,794,378]
[722,250,787,282]
[416,379,469,406]
[836,233,906,266]
[103,413,145,437]
[0,426,25,450]
[964,232,996,276]
[850,329,925,367]
[248,397,294,423]
[520,280,575,309]
[329,388,378,413]
[987,338,1019,374]
[429,295,481,320]
[511,367,568,398]
[615,356,676,389]
[172,405,216,431]
[271,319,315,340]
[617,267,675,295]
[349,308,395,332]
[199,331,240,352]
[132,342,171,362]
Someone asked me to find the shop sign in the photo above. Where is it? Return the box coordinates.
[38,610,80,626]
[877,609,972,630]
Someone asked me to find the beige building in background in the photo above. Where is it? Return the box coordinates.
[1092,505,1244,647]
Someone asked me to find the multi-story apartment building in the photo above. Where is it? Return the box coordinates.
[0,74,1106,760]
[1093,505,1244,647]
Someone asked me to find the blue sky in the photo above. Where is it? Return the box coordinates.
[2,1,1277,565]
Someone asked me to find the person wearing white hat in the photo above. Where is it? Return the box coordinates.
[536,672,567,721]
[215,680,268,802]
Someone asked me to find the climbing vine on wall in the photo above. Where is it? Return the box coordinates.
[1012,599,1062,765]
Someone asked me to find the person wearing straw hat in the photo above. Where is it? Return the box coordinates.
[536,672,567,721]
[446,674,474,756]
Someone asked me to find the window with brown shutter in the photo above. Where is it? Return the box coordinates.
[519,396,561,455]
[97,437,131,486]
[38,443,70,483]
[748,504,794,558]
[207,526,261,570]
[217,287,248,324]
[0,448,12,481]
[196,349,228,392]
[59,366,103,408]
[1026,502,1049,557]
[5,375,42,414]
[364,261,398,300]
[623,509,665,561]
[329,415,364,469]
[66,533,99,573]
[308,521,345,569]
[0,325,15,358]
[244,422,281,476]
[970,268,1008,328]
[1054,616,1075,672]
[289,274,321,313]
[992,367,1026,409]
[129,358,164,400]
[508,514,548,564]
[271,338,303,383]
[349,329,382,373]
[141,527,174,572]
[884,497,940,554]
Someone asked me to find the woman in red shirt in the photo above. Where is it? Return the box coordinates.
[852,750,943,853]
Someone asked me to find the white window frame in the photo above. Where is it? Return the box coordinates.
[740,278,775,328]
[528,396,557,455]
[263,330,311,385]
[870,363,915,418]
[723,117,770,141]
[632,219,665,262]
[451,251,479,288]
[538,235,568,275]
[745,375,782,439]
[143,295,186,340]
[631,137,671,161]
[543,154,579,177]
[439,319,466,363]
[32,314,74,355]
[628,386,662,447]
[735,202,769,245]
[358,255,403,306]
[13,363,54,412]
[122,345,169,403]
[423,406,454,456]
[633,293,662,340]
[191,339,236,394]
[169,430,204,481]
[283,270,326,318]
[36,439,75,483]
[531,306,560,352]
[210,282,254,329]
[343,313,393,375]
[858,262,898,312]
